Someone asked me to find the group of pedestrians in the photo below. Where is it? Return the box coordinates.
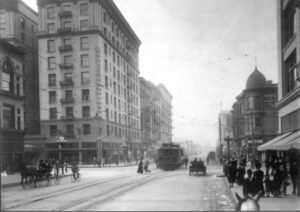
[38,157,68,175]
[137,159,151,174]
[223,156,300,198]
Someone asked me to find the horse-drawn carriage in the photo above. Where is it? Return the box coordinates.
[189,159,206,176]
[20,162,62,190]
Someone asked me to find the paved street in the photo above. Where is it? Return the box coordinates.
[1,165,235,211]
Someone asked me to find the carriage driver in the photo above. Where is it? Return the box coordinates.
[71,160,79,178]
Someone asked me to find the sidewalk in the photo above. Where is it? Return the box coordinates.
[221,165,300,210]
[1,163,139,188]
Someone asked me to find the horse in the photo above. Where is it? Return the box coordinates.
[235,192,261,211]
[20,162,38,188]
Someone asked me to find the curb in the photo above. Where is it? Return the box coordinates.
[1,173,72,189]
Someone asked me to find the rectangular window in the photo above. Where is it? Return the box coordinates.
[62,20,71,28]
[3,104,14,128]
[47,40,55,52]
[105,59,108,72]
[82,106,90,117]
[80,37,89,49]
[47,23,55,33]
[66,107,73,117]
[21,33,25,42]
[47,7,55,19]
[48,57,56,69]
[50,125,58,136]
[49,91,56,103]
[66,124,74,136]
[283,2,296,46]
[105,76,108,89]
[80,3,88,16]
[80,20,88,30]
[106,125,110,136]
[49,108,57,119]
[81,54,89,67]
[104,43,107,55]
[20,17,25,29]
[284,51,297,95]
[82,89,89,101]
[2,72,11,91]
[64,73,72,82]
[65,90,73,100]
[115,126,118,136]
[105,92,109,104]
[83,124,91,135]
[48,74,56,86]
[64,38,72,46]
[81,72,89,85]
[64,55,72,65]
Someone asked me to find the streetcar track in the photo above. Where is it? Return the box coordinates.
[56,171,187,211]
[3,170,187,211]
[2,174,134,210]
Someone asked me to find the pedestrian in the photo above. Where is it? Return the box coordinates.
[184,156,189,169]
[272,166,282,197]
[289,160,297,195]
[64,157,68,173]
[228,160,237,188]
[137,159,143,174]
[55,160,60,176]
[296,157,300,196]
[253,162,265,197]
[93,156,97,167]
[144,160,151,173]
[281,164,289,195]
[236,163,246,186]
[263,174,272,197]
[60,159,64,175]
[265,156,272,176]
[243,169,255,197]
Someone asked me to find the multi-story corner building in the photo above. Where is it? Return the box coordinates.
[276,0,300,134]
[217,111,233,162]
[140,78,173,159]
[37,0,141,165]
[0,39,26,173]
[0,0,40,136]
[157,84,172,144]
[258,1,300,158]
[231,67,277,162]
[0,0,39,172]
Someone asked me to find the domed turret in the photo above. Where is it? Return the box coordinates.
[246,66,267,89]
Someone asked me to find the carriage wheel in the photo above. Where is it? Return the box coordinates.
[45,175,52,186]
[26,176,36,188]
[21,180,29,190]
[54,175,62,185]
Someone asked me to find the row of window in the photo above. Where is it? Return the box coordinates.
[47,19,89,34]
[47,37,88,52]
[48,54,89,69]
[49,124,140,140]
[47,3,88,19]
[48,72,89,86]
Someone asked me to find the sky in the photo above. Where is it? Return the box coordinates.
[23,0,278,149]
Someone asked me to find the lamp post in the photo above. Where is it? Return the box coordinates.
[57,136,67,161]
[224,136,232,160]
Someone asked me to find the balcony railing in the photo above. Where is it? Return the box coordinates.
[59,63,73,69]
[57,27,72,34]
[61,115,75,120]
[58,11,72,18]
[60,98,74,104]
[59,45,73,52]
[60,80,73,87]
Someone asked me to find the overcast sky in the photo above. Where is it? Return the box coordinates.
[23,0,278,148]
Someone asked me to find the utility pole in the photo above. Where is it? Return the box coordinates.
[250,109,255,168]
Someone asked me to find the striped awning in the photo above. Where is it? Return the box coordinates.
[258,129,300,151]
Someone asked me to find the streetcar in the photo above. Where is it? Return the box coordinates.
[156,143,184,170]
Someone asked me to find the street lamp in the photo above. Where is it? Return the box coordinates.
[224,136,232,160]
[57,136,67,161]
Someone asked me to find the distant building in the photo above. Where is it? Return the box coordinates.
[217,111,233,162]
[231,67,277,162]
[140,77,172,158]
[37,0,141,164]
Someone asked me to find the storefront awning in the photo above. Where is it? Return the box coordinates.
[258,129,300,151]
[24,144,43,152]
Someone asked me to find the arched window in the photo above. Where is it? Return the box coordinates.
[2,60,14,93]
